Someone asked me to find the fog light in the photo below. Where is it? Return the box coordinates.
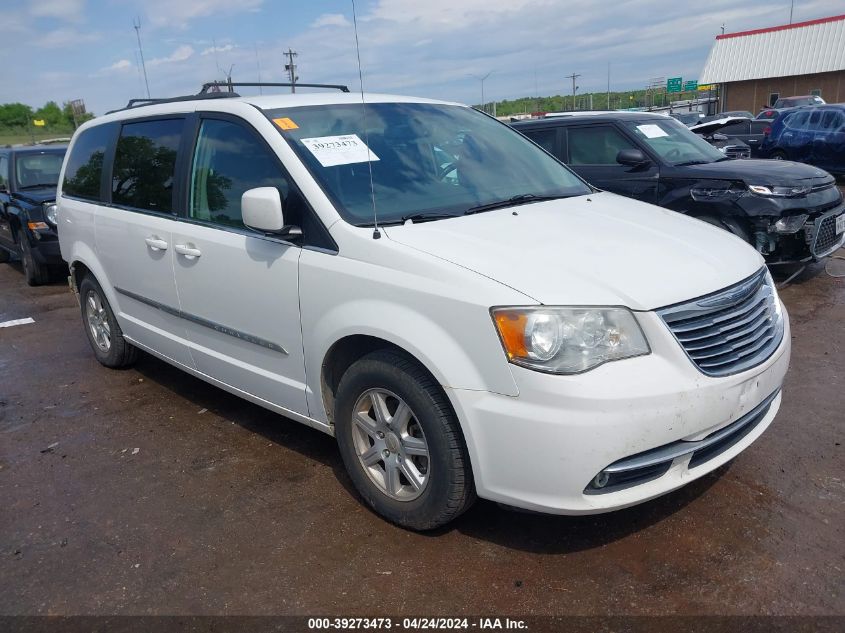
[592,472,610,489]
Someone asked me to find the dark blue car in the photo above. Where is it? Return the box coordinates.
[761,104,845,176]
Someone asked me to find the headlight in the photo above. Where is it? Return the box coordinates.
[690,184,744,201]
[748,185,811,197]
[771,214,808,234]
[491,307,650,374]
[44,203,58,225]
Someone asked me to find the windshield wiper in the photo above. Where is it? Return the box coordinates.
[399,212,459,224]
[464,193,571,216]
[18,183,57,190]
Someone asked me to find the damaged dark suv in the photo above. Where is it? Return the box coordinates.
[512,112,845,264]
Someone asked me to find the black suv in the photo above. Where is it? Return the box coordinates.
[0,145,68,284]
[512,112,844,264]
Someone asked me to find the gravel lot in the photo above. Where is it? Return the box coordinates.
[0,259,842,616]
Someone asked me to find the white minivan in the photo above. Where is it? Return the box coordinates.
[57,87,790,529]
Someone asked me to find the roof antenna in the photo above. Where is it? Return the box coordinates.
[351,0,380,239]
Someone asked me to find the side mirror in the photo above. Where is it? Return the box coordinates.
[616,148,650,167]
[242,187,301,239]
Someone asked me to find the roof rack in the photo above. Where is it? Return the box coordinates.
[199,81,350,94]
[106,91,240,115]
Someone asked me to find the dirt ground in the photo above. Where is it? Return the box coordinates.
[0,258,843,617]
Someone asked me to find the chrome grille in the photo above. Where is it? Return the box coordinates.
[658,268,783,376]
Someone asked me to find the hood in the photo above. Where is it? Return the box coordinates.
[679,159,835,187]
[690,116,749,136]
[12,187,57,205]
[383,192,762,311]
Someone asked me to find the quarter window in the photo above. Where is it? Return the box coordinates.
[567,125,637,165]
[189,118,290,229]
[63,124,112,201]
[112,119,183,212]
[0,156,8,190]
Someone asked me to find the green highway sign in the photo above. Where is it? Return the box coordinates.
[683,80,698,91]
[667,77,682,93]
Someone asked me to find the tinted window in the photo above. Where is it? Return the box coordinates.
[568,125,637,165]
[719,122,749,135]
[786,112,809,130]
[112,119,183,212]
[523,128,556,154]
[0,156,8,189]
[190,118,290,228]
[808,111,822,129]
[63,125,112,201]
[15,152,65,189]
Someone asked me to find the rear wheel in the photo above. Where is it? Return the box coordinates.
[18,232,50,286]
[78,275,139,368]
[334,349,475,530]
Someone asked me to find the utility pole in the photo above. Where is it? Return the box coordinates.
[254,43,263,94]
[721,23,726,35]
[284,48,298,93]
[607,62,611,110]
[565,73,581,111]
[789,0,794,23]
[470,71,492,114]
[133,17,150,99]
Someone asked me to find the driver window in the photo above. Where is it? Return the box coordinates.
[190,118,292,229]
[568,126,637,165]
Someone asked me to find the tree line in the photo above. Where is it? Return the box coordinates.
[0,101,94,131]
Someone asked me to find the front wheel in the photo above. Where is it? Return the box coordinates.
[334,349,475,530]
[18,232,50,286]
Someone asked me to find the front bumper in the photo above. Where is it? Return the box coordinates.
[25,230,63,266]
[447,308,791,514]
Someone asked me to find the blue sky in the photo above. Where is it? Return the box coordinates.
[4,0,842,115]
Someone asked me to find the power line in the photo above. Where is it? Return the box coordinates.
[132,17,150,99]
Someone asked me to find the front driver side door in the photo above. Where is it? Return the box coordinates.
[171,115,308,416]
[563,124,659,204]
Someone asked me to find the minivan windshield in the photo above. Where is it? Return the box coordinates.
[621,118,725,166]
[267,102,591,225]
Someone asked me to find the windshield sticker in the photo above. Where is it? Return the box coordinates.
[273,117,299,130]
[636,124,669,139]
[300,134,380,167]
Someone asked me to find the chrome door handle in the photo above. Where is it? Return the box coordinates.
[144,236,168,251]
[174,243,202,258]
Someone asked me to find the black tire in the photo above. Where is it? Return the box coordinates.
[0,246,10,263]
[18,232,50,286]
[78,275,139,368]
[770,150,787,161]
[334,349,475,530]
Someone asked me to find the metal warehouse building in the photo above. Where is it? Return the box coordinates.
[699,14,845,114]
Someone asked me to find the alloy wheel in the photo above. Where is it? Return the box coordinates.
[351,388,430,501]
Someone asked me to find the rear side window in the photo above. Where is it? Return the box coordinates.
[808,111,822,129]
[720,122,749,135]
[786,112,808,130]
[567,125,637,165]
[522,128,557,155]
[63,124,112,201]
[189,118,289,228]
[112,118,184,213]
